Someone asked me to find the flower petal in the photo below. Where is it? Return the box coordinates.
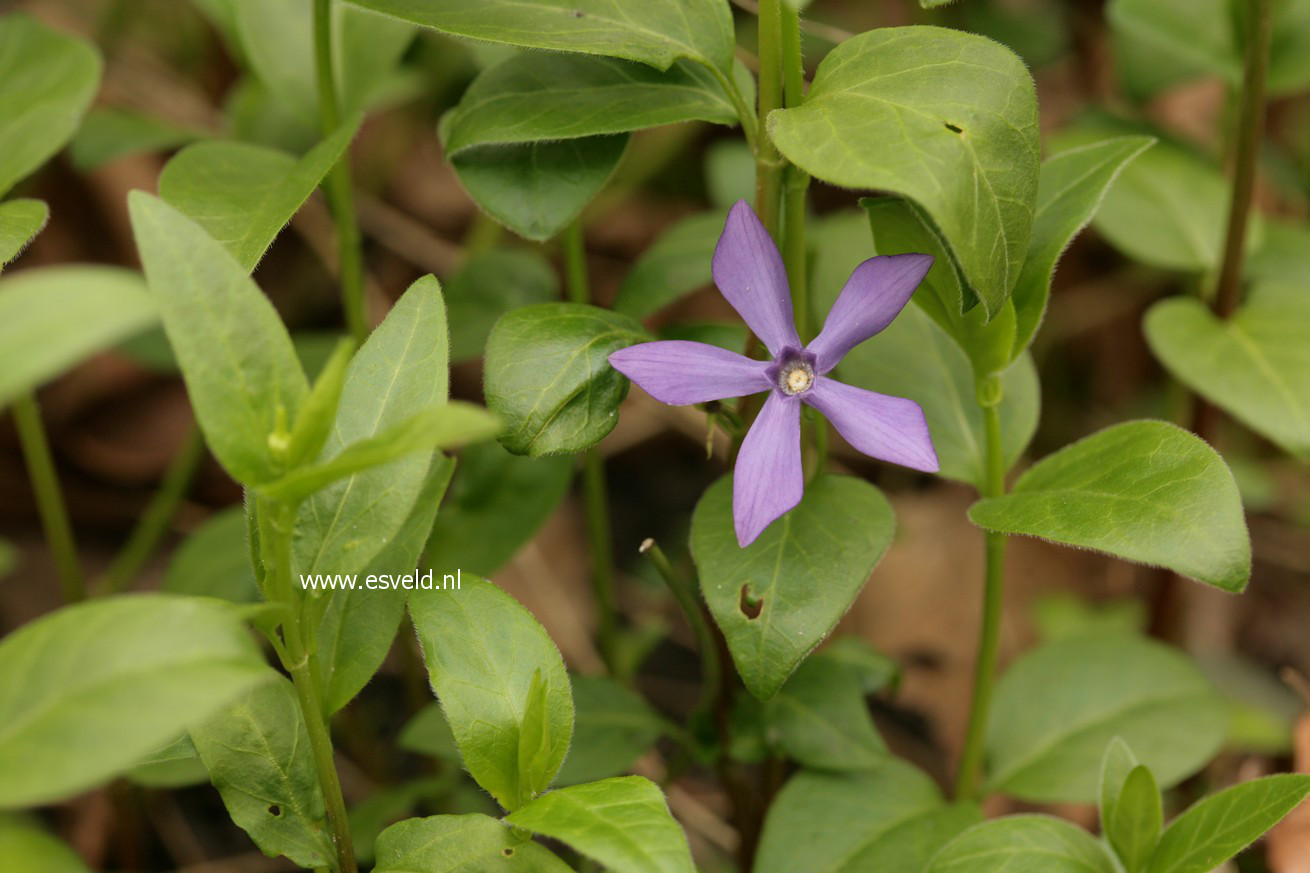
[713,200,801,355]
[609,341,770,405]
[807,253,932,372]
[805,377,938,472]
[733,392,803,547]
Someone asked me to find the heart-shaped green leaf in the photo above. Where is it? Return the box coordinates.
[408,574,573,811]
[970,420,1250,591]
[0,199,48,270]
[485,302,647,456]
[1145,284,1310,459]
[373,814,572,872]
[691,475,895,700]
[928,815,1118,873]
[757,760,980,873]
[0,594,268,808]
[770,26,1039,317]
[985,633,1228,803]
[0,14,101,197]
[506,777,694,873]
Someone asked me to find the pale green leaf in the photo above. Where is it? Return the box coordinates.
[1109,765,1162,873]
[445,248,559,362]
[506,776,694,873]
[0,594,268,808]
[163,508,259,603]
[0,813,90,873]
[0,199,48,270]
[770,26,1039,316]
[126,733,208,789]
[408,574,573,811]
[927,815,1118,873]
[614,211,723,319]
[691,475,895,700]
[398,703,463,764]
[191,674,334,868]
[0,266,156,408]
[969,421,1251,591]
[68,107,205,170]
[1145,284,1310,459]
[985,633,1228,803]
[1099,736,1140,832]
[374,814,572,872]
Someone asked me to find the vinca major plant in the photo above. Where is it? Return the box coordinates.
[1,0,1308,872]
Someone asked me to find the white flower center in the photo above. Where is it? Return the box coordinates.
[779,361,814,396]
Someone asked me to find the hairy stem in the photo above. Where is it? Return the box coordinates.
[98,425,205,595]
[12,393,84,602]
[954,392,1008,801]
[261,499,357,873]
[641,538,720,714]
[313,0,367,345]
[564,219,618,670]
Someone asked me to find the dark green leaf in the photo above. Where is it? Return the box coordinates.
[445,248,559,362]
[985,633,1228,803]
[0,199,48,270]
[556,675,664,786]
[163,508,259,603]
[485,302,647,456]
[691,475,895,700]
[969,421,1251,591]
[927,815,1118,873]
[374,814,572,872]
[408,574,573,810]
[191,675,334,868]
[0,266,156,408]
[0,594,267,808]
[614,211,723,319]
[766,652,887,771]
[506,777,694,873]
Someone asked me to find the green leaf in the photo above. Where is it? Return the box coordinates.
[614,211,723,319]
[374,813,572,872]
[1011,136,1155,358]
[1246,218,1310,285]
[757,760,981,873]
[1099,736,1140,831]
[556,675,664,786]
[259,402,496,503]
[485,302,647,456]
[345,0,736,74]
[450,135,628,241]
[969,420,1251,591]
[691,475,895,700]
[163,508,259,602]
[927,815,1118,873]
[126,733,209,789]
[444,54,739,154]
[191,674,334,868]
[293,275,447,580]
[0,265,156,408]
[820,637,901,695]
[408,574,573,811]
[516,670,556,805]
[0,813,90,873]
[984,633,1228,803]
[1109,766,1163,873]
[1145,284,1310,459]
[398,703,463,764]
[159,120,359,272]
[0,199,48,270]
[0,14,101,197]
[766,651,887,771]
[0,594,267,808]
[1145,774,1310,873]
[445,248,559,362]
[770,26,1039,317]
[316,454,456,714]
[506,776,694,873]
[68,107,205,170]
[285,337,356,469]
[425,442,573,577]
[129,192,308,485]
[837,304,1040,490]
[234,0,414,126]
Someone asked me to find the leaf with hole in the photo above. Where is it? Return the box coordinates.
[691,475,895,700]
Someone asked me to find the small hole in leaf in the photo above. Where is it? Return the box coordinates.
[502,848,515,857]
[268,805,282,817]
[739,584,764,620]
[573,9,585,16]
[944,122,963,134]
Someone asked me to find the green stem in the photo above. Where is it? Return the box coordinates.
[641,539,720,714]
[563,219,617,670]
[1213,0,1272,321]
[12,393,84,602]
[313,0,367,345]
[261,499,357,873]
[954,387,1007,801]
[97,426,205,595]
[755,0,784,238]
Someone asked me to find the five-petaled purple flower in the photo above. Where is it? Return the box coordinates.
[608,200,939,547]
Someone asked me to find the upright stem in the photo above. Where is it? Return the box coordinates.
[563,219,617,670]
[261,500,357,873]
[313,0,367,345]
[1213,0,1272,321]
[641,539,720,714]
[12,393,84,602]
[755,0,784,238]
[954,390,1008,801]
[98,425,205,595]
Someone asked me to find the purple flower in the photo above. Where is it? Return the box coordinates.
[609,200,939,547]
